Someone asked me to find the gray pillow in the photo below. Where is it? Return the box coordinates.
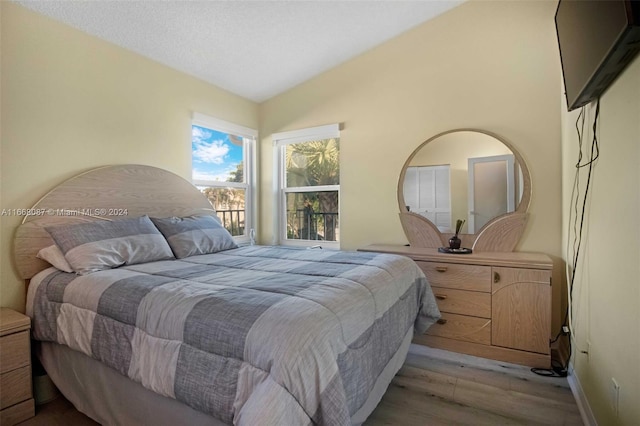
[45,215,175,275]
[151,215,238,259]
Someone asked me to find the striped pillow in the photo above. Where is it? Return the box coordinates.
[45,215,175,275]
[151,215,238,259]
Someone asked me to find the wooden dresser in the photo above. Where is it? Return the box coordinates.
[359,245,553,368]
[0,308,35,425]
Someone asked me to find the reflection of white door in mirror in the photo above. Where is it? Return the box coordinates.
[403,165,451,232]
[468,154,515,233]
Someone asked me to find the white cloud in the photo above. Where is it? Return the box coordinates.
[192,127,211,143]
[193,139,229,164]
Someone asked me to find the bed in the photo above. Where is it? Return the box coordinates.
[14,164,440,426]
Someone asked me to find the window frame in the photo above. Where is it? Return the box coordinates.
[272,124,341,249]
[192,112,257,245]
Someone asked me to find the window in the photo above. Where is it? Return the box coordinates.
[273,124,340,248]
[192,113,256,244]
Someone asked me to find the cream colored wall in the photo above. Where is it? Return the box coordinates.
[0,3,258,312]
[259,0,564,329]
[561,57,640,424]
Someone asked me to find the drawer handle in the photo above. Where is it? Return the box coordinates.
[437,318,448,325]
[435,294,448,300]
[435,266,448,273]
[494,272,501,283]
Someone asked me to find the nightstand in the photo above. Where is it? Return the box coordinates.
[0,308,35,425]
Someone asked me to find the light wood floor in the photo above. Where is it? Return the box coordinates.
[365,345,583,425]
[19,345,583,425]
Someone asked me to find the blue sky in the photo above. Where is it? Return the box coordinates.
[192,125,243,182]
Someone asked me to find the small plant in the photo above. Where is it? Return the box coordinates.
[448,219,465,250]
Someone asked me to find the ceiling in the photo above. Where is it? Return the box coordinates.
[15,1,464,103]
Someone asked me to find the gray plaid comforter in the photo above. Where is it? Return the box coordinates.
[27,246,440,425]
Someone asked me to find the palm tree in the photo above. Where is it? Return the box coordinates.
[285,138,340,241]
[227,161,243,183]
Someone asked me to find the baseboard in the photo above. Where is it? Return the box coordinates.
[414,335,550,368]
[567,363,598,426]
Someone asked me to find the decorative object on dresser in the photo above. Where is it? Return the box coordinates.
[447,219,465,249]
[0,308,35,425]
[359,245,553,369]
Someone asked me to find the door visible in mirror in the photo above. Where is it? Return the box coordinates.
[468,154,515,233]
[403,165,451,232]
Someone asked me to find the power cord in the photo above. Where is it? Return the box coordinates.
[532,99,600,378]
[532,359,568,378]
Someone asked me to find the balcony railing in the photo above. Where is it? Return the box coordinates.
[217,209,244,236]
[288,209,339,241]
[216,208,338,241]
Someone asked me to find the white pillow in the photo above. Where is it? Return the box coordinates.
[37,245,74,273]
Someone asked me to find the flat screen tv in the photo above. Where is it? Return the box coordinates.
[555,0,640,111]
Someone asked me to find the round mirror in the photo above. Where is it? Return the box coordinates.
[397,129,531,252]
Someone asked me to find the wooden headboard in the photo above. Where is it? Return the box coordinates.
[14,164,217,279]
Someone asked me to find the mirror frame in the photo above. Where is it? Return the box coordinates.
[397,129,531,252]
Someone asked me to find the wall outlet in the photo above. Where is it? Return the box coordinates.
[610,378,620,417]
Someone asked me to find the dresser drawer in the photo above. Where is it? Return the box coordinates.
[0,399,35,426]
[417,261,491,292]
[0,365,32,410]
[425,312,491,345]
[0,331,30,374]
[431,286,491,319]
